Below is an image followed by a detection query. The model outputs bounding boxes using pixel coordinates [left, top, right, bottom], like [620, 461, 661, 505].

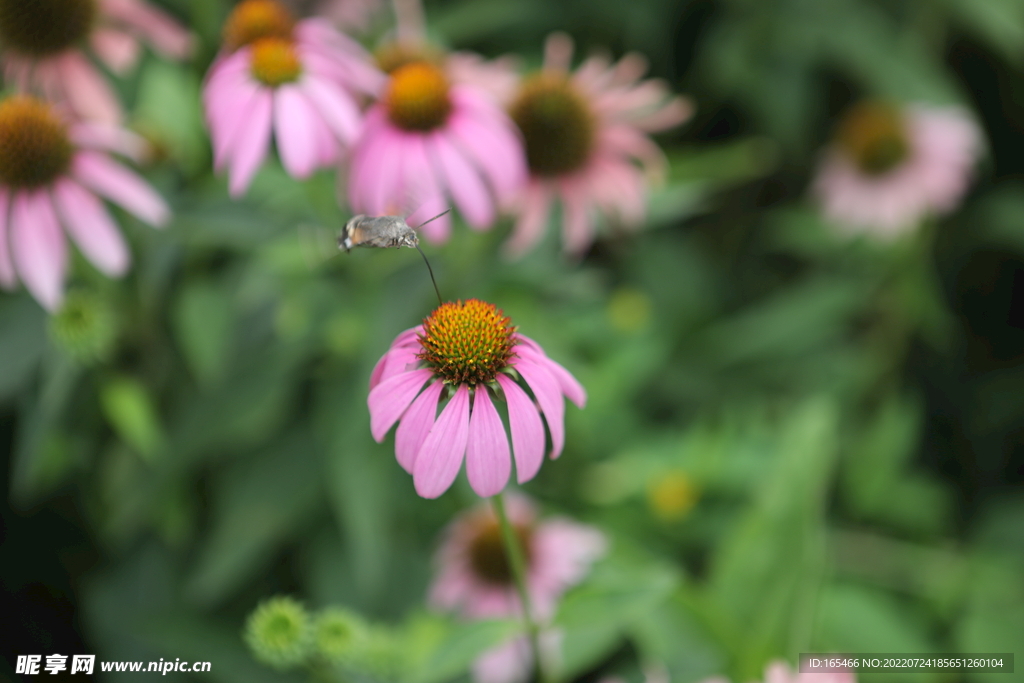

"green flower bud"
[49, 290, 117, 364]
[314, 607, 368, 664]
[244, 596, 312, 670]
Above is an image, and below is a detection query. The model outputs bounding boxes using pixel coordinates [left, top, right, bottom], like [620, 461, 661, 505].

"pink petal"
[0, 190, 15, 288]
[298, 74, 362, 144]
[512, 359, 565, 459]
[395, 379, 444, 473]
[413, 384, 471, 498]
[72, 151, 169, 226]
[505, 181, 551, 258]
[428, 132, 495, 229]
[70, 122, 149, 163]
[55, 51, 123, 124]
[515, 341, 586, 408]
[90, 28, 140, 74]
[447, 92, 526, 201]
[274, 85, 321, 179]
[496, 374, 545, 483]
[10, 191, 67, 310]
[100, 0, 194, 59]
[400, 137, 451, 243]
[465, 388, 511, 497]
[368, 368, 432, 442]
[52, 179, 129, 276]
[559, 180, 594, 255]
[226, 88, 274, 197]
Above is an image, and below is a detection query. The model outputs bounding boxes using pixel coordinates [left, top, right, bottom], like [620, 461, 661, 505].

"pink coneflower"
[0, 95, 169, 310]
[472, 630, 562, 683]
[203, 0, 383, 197]
[506, 33, 693, 257]
[0, 0, 193, 124]
[813, 101, 981, 237]
[367, 299, 585, 499]
[347, 53, 526, 244]
[430, 496, 606, 621]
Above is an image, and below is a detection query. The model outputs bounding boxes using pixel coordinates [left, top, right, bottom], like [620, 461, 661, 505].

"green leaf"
[100, 376, 164, 460]
[0, 294, 46, 401]
[405, 618, 521, 683]
[184, 430, 324, 605]
[173, 280, 234, 387]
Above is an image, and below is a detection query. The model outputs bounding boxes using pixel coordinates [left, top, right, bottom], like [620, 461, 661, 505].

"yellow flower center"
[222, 0, 294, 52]
[417, 299, 517, 386]
[0, 96, 73, 188]
[467, 518, 533, 586]
[0, 0, 96, 57]
[249, 37, 302, 86]
[836, 102, 910, 176]
[385, 61, 452, 132]
[510, 73, 596, 177]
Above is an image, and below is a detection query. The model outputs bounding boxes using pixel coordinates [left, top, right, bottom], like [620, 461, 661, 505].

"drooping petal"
[515, 340, 586, 408]
[70, 122, 149, 162]
[395, 380, 444, 473]
[465, 388, 511, 497]
[10, 191, 67, 310]
[72, 152, 170, 226]
[559, 179, 594, 255]
[513, 359, 565, 458]
[299, 74, 362, 144]
[496, 374, 545, 483]
[100, 0, 194, 59]
[90, 28, 141, 74]
[208, 77, 262, 171]
[505, 181, 551, 258]
[55, 51, 123, 124]
[226, 88, 274, 197]
[0, 190, 15, 288]
[368, 368, 432, 442]
[413, 384, 471, 498]
[447, 107, 525, 203]
[428, 131, 494, 229]
[274, 85, 321, 178]
[52, 179, 129, 276]
[400, 136, 451, 243]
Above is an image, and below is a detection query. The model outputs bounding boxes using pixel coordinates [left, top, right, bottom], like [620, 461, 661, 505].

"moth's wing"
[405, 188, 450, 243]
[353, 216, 408, 247]
[296, 222, 339, 268]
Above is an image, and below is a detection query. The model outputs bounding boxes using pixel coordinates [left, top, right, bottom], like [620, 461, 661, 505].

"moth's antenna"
[412, 208, 452, 231]
[416, 246, 443, 306]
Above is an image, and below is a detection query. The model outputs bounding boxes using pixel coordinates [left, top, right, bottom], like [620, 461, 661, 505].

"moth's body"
[339, 214, 419, 252]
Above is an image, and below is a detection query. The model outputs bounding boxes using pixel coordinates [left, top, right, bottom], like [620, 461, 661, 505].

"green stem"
[492, 493, 551, 683]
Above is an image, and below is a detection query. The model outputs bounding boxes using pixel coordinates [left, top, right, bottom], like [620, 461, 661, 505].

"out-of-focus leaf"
[0, 294, 46, 400]
[405, 618, 520, 683]
[629, 594, 724, 683]
[814, 582, 937, 683]
[101, 376, 164, 460]
[704, 399, 837, 679]
[429, 0, 544, 43]
[134, 60, 206, 172]
[173, 280, 233, 386]
[936, 0, 1024, 66]
[184, 430, 324, 605]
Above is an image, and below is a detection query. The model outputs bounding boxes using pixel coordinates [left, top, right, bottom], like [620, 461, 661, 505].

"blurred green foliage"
[4, 0, 1024, 682]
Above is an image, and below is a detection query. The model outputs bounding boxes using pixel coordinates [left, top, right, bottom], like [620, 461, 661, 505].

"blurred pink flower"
[813, 102, 981, 237]
[203, 0, 383, 197]
[368, 300, 585, 499]
[506, 33, 693, 257]
[315, 0, 384, 31]
[0, 0, 193, 124]
[0, 95, 169, 310]
[347, 57, 526, 244]
[430, 496, 605, 620]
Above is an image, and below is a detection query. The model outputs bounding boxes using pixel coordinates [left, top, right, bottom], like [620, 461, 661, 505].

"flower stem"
[492, 493, 550, 683]
[391, 0, 426, 43]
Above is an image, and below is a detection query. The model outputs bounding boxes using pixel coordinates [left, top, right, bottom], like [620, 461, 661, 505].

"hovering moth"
[338, 209, 451, 253]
